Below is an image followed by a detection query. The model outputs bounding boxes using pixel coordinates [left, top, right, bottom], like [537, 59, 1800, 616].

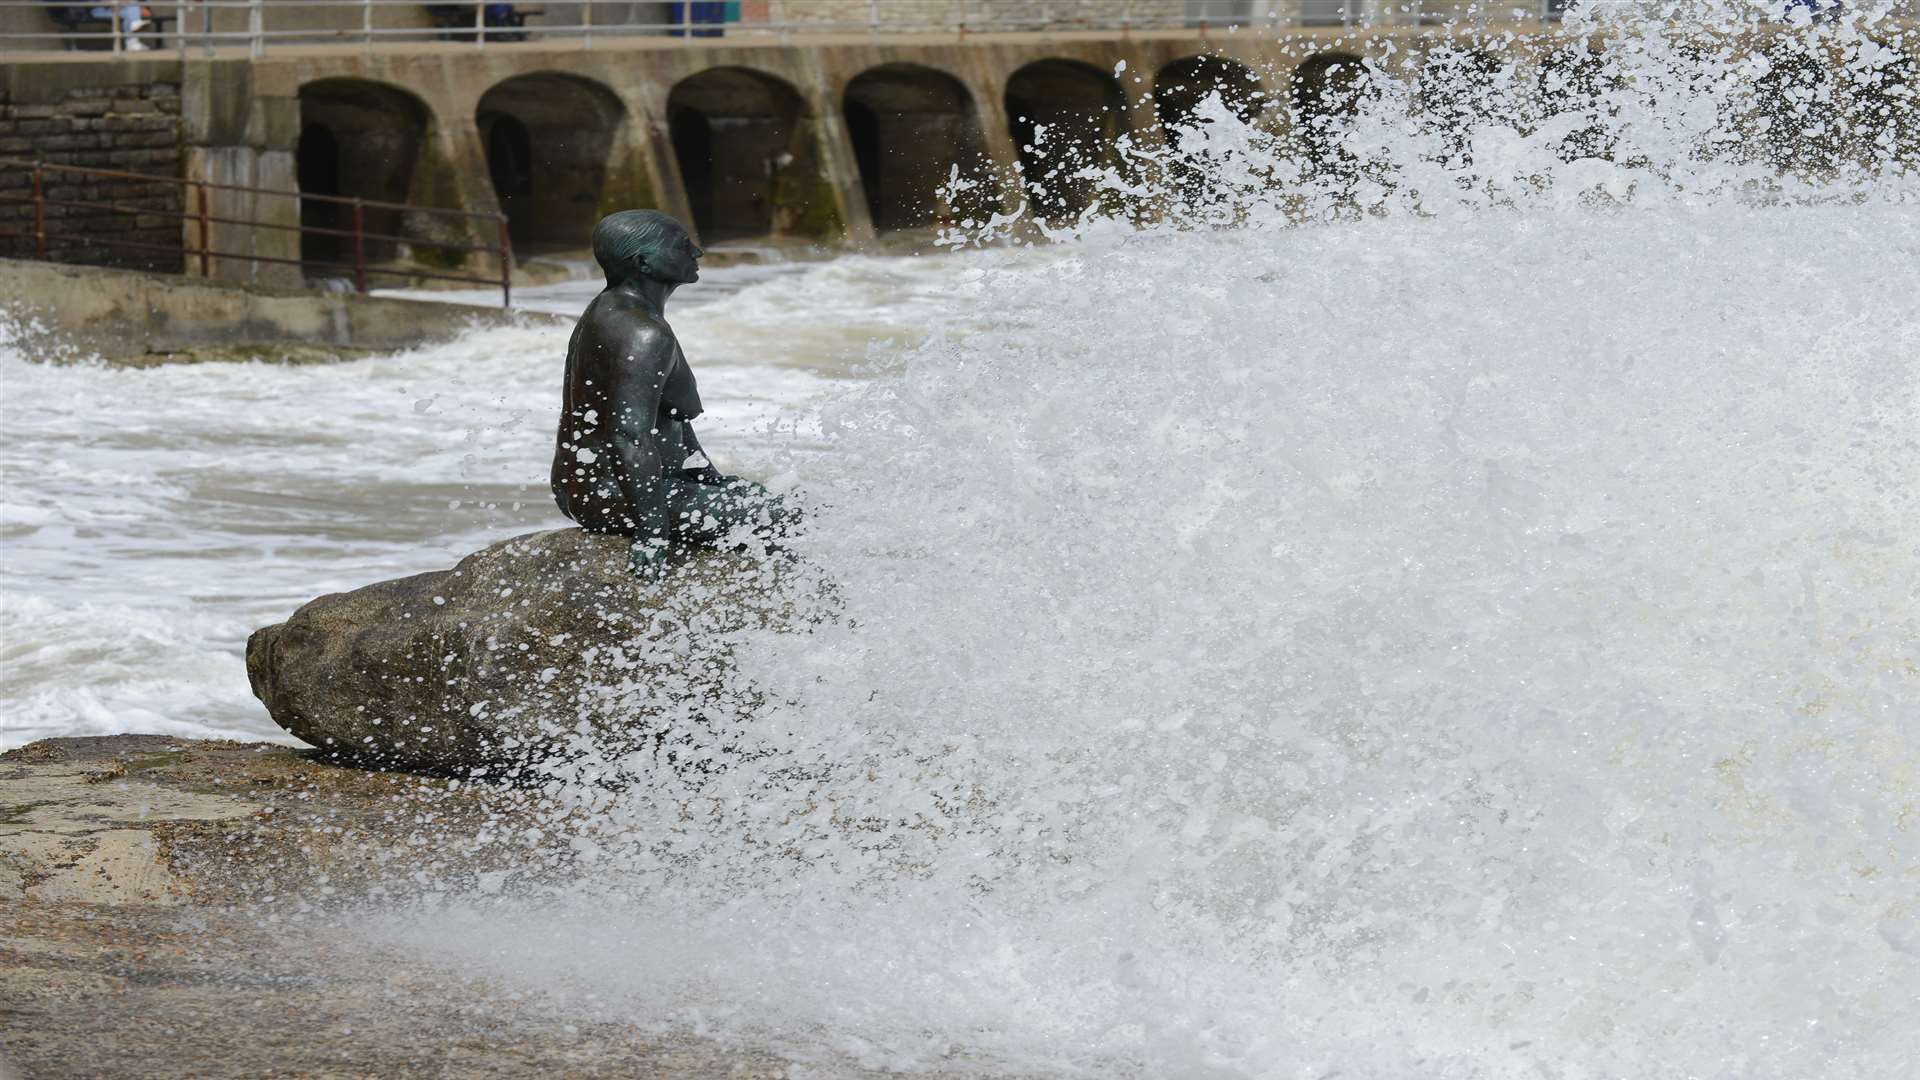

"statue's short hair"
[592, 210, 683, 283]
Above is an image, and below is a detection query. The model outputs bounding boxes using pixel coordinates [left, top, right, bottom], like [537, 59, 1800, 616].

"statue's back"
[550, 296, 630, 533]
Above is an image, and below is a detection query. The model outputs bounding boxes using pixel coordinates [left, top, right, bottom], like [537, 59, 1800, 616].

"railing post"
[195, 181, 211, 277]
[111, 5, 123, 53]
[474, 1, 486, 49]
[363, 0, 373, 53]
[351, 199, 367, 293]
[31, 164, 46, 261]
[583, 0, 593, 50]
[201, 0, 213, 58]
[248, 0, 263, 58]
[497, 214, 512, 309]
[177, 1, 188, 58]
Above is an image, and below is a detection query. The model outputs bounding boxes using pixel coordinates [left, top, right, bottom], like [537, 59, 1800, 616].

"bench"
[44, 6, 174, 51]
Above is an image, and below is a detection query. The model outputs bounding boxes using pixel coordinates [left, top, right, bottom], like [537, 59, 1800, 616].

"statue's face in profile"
[644, 225, 704, 286]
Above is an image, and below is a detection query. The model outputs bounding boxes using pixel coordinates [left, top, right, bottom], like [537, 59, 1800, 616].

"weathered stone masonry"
[0, 71, 183, 271]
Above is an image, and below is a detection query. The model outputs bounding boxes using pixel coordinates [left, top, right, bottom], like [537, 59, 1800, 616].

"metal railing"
[0, 1, 1583, 57]
[0, 158, 513, 306]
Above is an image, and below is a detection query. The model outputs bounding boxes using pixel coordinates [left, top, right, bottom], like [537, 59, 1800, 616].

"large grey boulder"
[245, 529, 792, 773]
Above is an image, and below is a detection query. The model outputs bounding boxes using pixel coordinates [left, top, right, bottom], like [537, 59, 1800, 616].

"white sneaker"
[127, 16, 150, 31]
[125, 37, 151, 51]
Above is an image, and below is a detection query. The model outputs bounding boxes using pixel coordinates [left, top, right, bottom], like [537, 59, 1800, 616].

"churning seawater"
[0, 254, 971, 748]
[7, 5, 1920, 1077]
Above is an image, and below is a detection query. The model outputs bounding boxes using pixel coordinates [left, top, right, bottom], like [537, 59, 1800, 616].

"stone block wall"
[0, 83, 184, 273]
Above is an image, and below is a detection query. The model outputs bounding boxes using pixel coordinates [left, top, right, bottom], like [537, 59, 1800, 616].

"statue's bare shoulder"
[578, 293, 674, 363]
[580, 288, 660, 327]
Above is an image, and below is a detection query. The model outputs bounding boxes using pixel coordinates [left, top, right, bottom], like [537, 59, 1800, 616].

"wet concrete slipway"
[1, 736, 995, 1079]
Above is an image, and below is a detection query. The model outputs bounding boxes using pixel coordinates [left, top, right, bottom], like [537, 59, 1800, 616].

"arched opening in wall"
[1536, 45, 1606, 105]
[1290, 52, 1371, 164]
[1153, 55, 1264, 149]
[668, 67, 833, 243]
[1004, 59, 1128, 221]
[1536, 45, 1615, 163]
[843, 64, 992, 232]
[1413, 49, 1512, 168]
[1291, 53, 1369, 126]
[1743, 37, 1911, 174]
[1752, 45, 1834, 171]
[1154, 55, 1264, 205]
[1849, 48, 1917, 166]
[297, 79, 431, 272]
[477, 72, 625, 253]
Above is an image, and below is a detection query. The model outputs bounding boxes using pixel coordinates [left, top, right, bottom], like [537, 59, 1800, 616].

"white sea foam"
[0, 260, 938, 747]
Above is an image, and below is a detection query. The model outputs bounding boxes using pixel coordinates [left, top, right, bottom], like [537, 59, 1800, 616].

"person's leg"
[116, 4, 152, 49]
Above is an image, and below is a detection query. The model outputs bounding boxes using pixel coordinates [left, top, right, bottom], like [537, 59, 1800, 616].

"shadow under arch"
[297, 78, 434, 272]
[477, 72, 626, 253]
[1153, 54, 1264, 150]
[668, 66, 835, 243]
[842, 63, 992, 232]
[1004, 58, 1129, 221]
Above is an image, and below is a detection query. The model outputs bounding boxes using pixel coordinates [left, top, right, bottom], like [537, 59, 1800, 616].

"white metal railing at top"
[0, 1, 1584, 58]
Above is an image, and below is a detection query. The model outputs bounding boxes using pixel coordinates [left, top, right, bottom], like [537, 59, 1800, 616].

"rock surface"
[246, 528, 791, 772]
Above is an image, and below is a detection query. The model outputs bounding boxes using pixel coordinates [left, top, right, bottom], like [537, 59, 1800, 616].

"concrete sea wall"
[3, 15, 1913, 293]
[0, 256, 557, 361]
[0, 23, 1585, 289]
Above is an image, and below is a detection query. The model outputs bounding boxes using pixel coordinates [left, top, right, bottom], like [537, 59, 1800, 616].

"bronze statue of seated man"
[550, 210, 795, 570]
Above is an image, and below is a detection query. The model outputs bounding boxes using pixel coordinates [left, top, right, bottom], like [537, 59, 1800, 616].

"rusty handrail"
[0, 192, 511, 256]
[8, 157, 505, 220]
[0, 157, 513, 306]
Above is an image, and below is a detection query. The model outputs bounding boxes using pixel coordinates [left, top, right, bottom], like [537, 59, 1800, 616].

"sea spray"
[358, 6, 1920, 1077]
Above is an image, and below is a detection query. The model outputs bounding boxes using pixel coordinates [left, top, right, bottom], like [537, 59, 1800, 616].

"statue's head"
[592, 209, 702, 287]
